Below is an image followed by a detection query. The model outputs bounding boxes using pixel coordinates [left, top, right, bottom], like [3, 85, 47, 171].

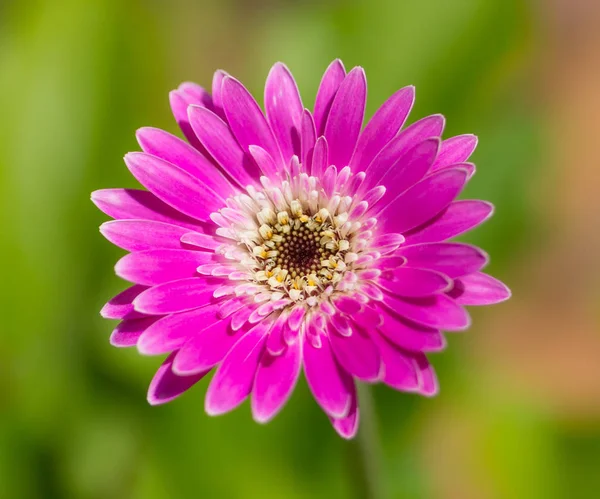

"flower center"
[216, 172, 367, 306]
[251, 205, 351, 300]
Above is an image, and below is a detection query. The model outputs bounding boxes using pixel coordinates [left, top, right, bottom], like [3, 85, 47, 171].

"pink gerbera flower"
[92, 60, 510, 439]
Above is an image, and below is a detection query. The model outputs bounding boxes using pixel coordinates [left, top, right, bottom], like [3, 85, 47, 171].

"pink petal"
[205, 323, 270, 415]
[435, 161, 476, 178]
[301, 109, 316, 173]
[264, 62, 303, 162]
[383, 293, 470, 331]
[101, 284, 148, 320]
[349, 85, 415, 172]
[211, 70, 228, 119]
[374, 138, 440, 207]
[147, 352, 210, 406]
[378, 310, 445, 352]
[169, 82, 214, 153]
[398, 242, 489, 278]
[133, 277, 218, 315]
[448, 272, 511, 305]
[324, 67, 367, 168]
[99, 220, 189, 252]
[180, 232, 223, 251]
[372, 331, 420, 391]
[303, 333, 353, 418]
[378, 267, 451, 297]
[187, 105, 260, 188]
[137, 304, 219, 355]
[414, 353, 438, 396]
[313, 59, 346, 135]
[124, 152, 225, 222]
[221, 76, 284, 169]
[311, 136, 329, 179]
[403, 200, 494, 245]
[351, 305, 383, 329]
[372, 233, 406, 254]
[91, 189, 205, 231]
[173, 317, 244, 374]
[287, 305, 306, 331]
[251, 339, 302, 423]
[379, 167, 469, 234]
[362, 114, 445, 191]
[329, 324, 381, 382]
[333, 295, 362, 315]
[248, 145, 279, 179]
[115, 249, 213, 286]
[110, 316, 160, 347]
[329, 383, 359, 439]
[430, 134, 478, 172]
[136, 127, 235, 197]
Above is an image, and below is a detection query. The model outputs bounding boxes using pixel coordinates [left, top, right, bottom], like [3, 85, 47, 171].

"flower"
[92, 59, 510, 439]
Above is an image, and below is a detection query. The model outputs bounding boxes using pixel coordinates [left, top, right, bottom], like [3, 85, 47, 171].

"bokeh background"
[1, 0, 599, 497]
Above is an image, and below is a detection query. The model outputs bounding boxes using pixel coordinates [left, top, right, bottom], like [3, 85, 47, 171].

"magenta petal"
[301, 109, 317, 173]
[324, 67, 367, 168]
[110, 316, 160, 347]
[333, 295, 362, 314]
[363, 114, 445, 190]
[169, 82, 213, 153]
[136, 127, 235, 197]
[314, 59, 346, 135]
[187, 105, 260, 188]
[372, 331, 419, 391]
[372, 233, 406, 254]
[91, 189, 205, 231]
[303, 333, 353, 418]
[101, 284, 148, 320]
[430, 134, 478, 172]
[173, 317, 243, 374]
[383, 293, 470, 331]
[414, 353, 438, 396]
[379, 167, 469, 234]
[329, 324, 381, 382]
[211, 70, 228, 119]
[375, 138, 440, 207]
[350, 85, 415, 172]
[205, 323, 269, 416]
[398, 242, 489, 278]
[248, 145, 279, 179]
[180, 232, 223, 251]
[404, 200, 494, 245]
[221, 76, 284, 169]
[137, 305, 219, 355]
[265, 62, 303, 162]
[311, 136, 329, 178]
[115, 249, 213, 286]
[351, 305, 383, 329]
[147, 352, 209, 406]
[448, 272, 511, 305]
[329, 383, 359, 439]
[100, 220, 189, 252]
[436, 162, 476, 179]
[133, 277, 218, 315]
[378, 267, 452, 297]
[124, 152, 224, 222]
[251, 339, 302, 423]
[378, 310, 445, 352]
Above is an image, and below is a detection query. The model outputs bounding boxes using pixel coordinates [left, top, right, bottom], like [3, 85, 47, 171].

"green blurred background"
[2, 0, 599, 497]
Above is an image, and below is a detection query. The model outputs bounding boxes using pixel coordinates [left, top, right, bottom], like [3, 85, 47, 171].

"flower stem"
[351, 383, 386, 499]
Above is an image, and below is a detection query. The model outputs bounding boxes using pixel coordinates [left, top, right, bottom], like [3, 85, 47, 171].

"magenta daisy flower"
[93, 60, 510, 439]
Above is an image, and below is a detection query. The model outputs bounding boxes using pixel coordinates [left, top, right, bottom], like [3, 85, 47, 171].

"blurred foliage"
[0, 0, 596, 498]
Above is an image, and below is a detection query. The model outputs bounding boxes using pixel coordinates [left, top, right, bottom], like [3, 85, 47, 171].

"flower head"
[93, 60, 510, 439]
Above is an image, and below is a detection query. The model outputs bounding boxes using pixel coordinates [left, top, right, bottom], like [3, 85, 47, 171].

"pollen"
[247, 198, 351, 302]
